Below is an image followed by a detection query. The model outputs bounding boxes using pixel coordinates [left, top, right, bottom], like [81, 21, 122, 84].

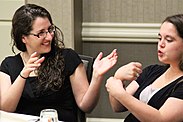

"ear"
[22, 35, 27, 44]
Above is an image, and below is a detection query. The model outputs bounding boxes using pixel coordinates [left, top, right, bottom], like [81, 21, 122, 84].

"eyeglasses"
[29, 25, 56, 39]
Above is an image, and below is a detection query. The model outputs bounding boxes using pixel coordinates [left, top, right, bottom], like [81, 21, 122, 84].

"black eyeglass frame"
[28, 25, 56, 38]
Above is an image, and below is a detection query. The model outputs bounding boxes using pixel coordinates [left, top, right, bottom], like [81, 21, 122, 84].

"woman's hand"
[21, 52, 45, 78]
[114, 62, 142, 81]
[93, 49, 118, 76]
[105, 76, 125, 97]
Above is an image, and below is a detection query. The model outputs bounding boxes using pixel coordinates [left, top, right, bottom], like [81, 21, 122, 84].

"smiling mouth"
[42, 41, 51, 46]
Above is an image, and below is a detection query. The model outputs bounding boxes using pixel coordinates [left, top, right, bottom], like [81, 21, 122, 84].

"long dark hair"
[11, 4, 65, 91]
[163, 14, 183, 71]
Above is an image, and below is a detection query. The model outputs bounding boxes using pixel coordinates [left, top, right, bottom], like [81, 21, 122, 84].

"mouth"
[42, 41, 51, 46]
[158, 50, 163, 56]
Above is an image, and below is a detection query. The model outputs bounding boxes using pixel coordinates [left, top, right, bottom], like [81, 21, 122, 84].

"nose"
[45, 32, 53, 40]
[158, 39, 165, 48]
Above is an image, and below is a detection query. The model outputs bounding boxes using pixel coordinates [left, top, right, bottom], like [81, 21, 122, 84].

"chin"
[41, 48, 51, 54]
[158, 57, 165, 63]
[159, 59, 168, 64]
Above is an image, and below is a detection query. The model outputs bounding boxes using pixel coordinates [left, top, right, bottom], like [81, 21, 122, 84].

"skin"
[0, 17, 118, 113]
[105, 22, 183, 122]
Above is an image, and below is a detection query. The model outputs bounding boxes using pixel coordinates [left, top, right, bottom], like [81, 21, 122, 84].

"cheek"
[171, 48, 183, 60]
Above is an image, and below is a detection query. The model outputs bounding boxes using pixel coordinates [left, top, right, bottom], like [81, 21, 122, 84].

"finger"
[27, 52, 40, 63]
[34, 57, 45, 64]
[95, 52, 103, 61]
[107, 49, 117, 59]
[28, 57, 39, 63]
[132, 62, 142, 74]
[30, 52, 38, 58]
[135, 72, 140, 77]
[134, 62, 142, 68]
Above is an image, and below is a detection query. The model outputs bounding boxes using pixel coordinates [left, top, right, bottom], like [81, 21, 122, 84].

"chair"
[79, 54, 94, 82]
[77, 54, 94, 122]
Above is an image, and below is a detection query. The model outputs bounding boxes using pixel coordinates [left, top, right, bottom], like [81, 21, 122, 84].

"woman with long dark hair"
[0, 4, 118, 121]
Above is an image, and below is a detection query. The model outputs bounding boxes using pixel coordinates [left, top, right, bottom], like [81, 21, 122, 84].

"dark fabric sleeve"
[0, 54, 23, 82]
[170, 81, 183, 99]
[0, 57, 11, 75]
[63, 49, 82, 76]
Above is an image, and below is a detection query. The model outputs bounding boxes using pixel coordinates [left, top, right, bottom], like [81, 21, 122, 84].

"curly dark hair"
[11, 4, 65, 91]
[163, 14, 183, 71]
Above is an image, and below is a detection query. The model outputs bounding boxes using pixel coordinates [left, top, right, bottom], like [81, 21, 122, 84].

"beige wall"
[0, 0, 25, 62]
[83, 0, 183, 23]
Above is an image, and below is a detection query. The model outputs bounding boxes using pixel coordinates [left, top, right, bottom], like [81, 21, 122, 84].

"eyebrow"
[158, 33, 175, 40]
[34, 25, 52, 33]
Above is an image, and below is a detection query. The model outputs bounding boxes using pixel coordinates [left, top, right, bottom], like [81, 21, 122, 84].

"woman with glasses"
[106, 14, 183, 122]
[0, 4, 118, 121]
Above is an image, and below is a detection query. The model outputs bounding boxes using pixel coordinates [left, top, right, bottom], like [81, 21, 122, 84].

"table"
[0, 110, 64, 122]
[0, 110, 40, 122]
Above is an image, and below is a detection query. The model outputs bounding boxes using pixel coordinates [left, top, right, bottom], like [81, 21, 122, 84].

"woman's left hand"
[93, 49, 118, 76]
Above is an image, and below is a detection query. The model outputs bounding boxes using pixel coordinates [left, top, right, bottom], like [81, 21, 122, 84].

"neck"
[165, 66, 183, 80]
[21, 51, 33, 64]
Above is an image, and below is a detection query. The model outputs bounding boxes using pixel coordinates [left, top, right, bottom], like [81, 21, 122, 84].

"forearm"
[114, 69, 124, 81]
[109, 95, 127, 112]
[108, 79, 139, 112]
[1, 76, 26, 112]
[79, 72, 103, 113]
[116, 91, 162, 122]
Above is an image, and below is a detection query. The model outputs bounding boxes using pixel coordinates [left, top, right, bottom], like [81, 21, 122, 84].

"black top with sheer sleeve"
[0, 48, 82, 122]
[125, 64, 183, 122]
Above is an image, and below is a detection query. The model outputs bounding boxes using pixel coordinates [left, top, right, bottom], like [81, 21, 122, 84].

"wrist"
[19, 73, 28, 79]
[114, 74, 125, 81]
[92, 70, 104, 82]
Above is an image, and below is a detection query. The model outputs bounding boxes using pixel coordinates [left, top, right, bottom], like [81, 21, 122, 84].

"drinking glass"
[40, 109, 58, 122]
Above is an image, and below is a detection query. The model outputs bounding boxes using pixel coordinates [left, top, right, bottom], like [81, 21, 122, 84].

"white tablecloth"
[0, 110, 64, 122]
[0, 110, 39, 122]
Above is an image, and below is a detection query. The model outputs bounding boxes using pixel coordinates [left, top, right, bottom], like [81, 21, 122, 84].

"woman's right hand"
[20, 52, 45, 78]
[92, 49, 118, 77]
[114, 62, 142, 81]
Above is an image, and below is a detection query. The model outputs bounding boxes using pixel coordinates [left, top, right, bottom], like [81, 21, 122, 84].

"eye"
[48, 25, 55, 33]
[166, 39, 173, 42]
[38, 31, 45, 37]
[158, 36, 161, 41]
[48, 28, 53, 33]
[165, 37, 173, 42]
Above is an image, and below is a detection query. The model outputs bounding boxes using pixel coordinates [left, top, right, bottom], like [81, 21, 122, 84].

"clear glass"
[40, 109, 58, 122]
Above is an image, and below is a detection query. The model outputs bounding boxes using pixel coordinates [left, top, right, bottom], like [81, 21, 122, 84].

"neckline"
[151, 75, 183, 90]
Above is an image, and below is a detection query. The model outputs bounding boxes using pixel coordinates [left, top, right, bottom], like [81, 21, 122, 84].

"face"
[158, 22, 183, 65]
[22, 17, 54, 55]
